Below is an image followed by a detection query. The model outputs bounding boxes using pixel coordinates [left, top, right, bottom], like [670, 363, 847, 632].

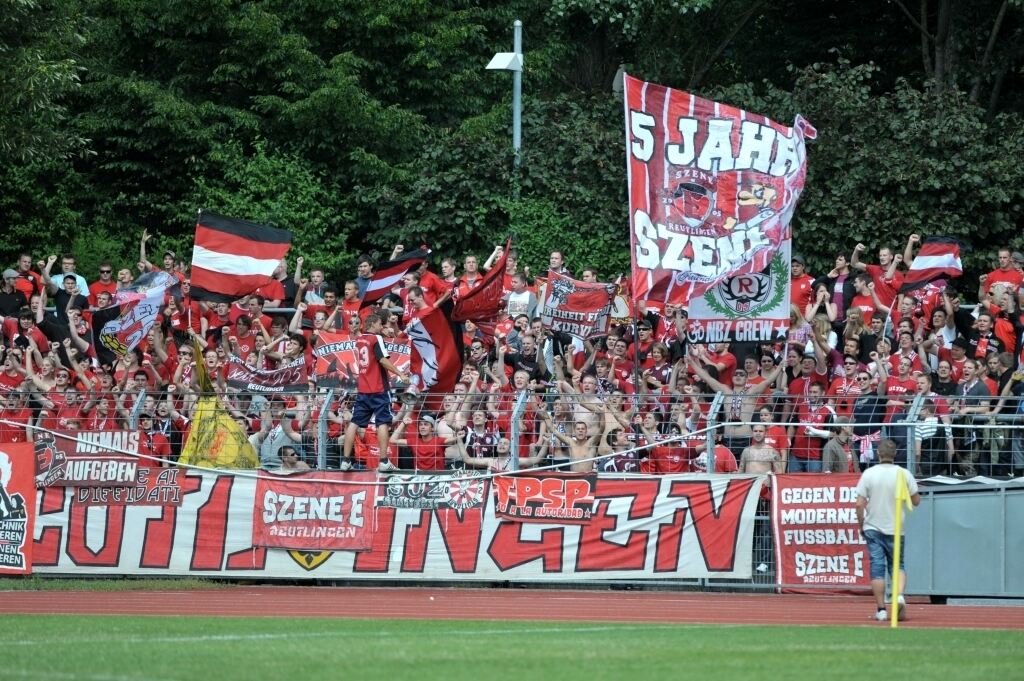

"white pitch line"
[5, 670, 171, 681]
[4, 623, 704, 647]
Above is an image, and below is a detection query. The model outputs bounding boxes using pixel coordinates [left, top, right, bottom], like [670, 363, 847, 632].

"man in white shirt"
[856, 439, 921, 622]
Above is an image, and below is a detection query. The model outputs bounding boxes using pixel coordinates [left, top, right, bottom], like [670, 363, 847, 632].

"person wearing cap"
[40, 254, 88, 299]
[984, 248, 1024, 293]
[790, 253, 815, 312]
[136, 412, 173, 467]
[139, 228, 185, 282]
[0, 269, 27, 317]
[389, 408, 461, 471]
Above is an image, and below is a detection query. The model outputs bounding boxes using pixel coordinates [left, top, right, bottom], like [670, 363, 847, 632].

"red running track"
[1, 587, 1022, 629]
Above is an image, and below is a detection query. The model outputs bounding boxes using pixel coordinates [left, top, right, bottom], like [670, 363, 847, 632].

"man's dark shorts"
[352, 391, 394, 428]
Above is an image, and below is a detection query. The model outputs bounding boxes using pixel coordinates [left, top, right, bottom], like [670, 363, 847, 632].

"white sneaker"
[377, 460, 399, 473]
[897, 596, 906, 621]
[873, 609, 888, 621]
[338, 459, 353, 471]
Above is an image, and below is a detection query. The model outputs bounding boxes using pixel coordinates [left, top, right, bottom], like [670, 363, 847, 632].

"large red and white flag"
[451, 239, 510, 322]
[360, 248, 430, 307]
[899, 236, 964, 293]
[624, 75, 815, 308]
[406, 306, 461, 398]
[540, 272, 616, 339]
[189, 211, 292, 302]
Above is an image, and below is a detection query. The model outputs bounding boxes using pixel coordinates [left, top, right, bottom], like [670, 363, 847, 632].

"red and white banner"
[771, 473, 869, 589]
[360, 248, 430, 307]
[493, 473, 597, 523]
[0, 443, 35, 574]
[540, 273, 616, 340]
[406, 307, 461, 396]
[624, 75, 814, 307]
[253, 472, 376, 551]
[312, 332, 409, 390]
[32, 471, 763, 580]
[34, 431, 144, 488]
[190, 211, 292, 303]
[225, 355, 308, 393]
[684, 240, 792, 344]
[99, 271, 179, 356]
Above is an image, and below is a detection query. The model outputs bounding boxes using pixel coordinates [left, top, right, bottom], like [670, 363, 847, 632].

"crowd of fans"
[0, 232, 1022, 479]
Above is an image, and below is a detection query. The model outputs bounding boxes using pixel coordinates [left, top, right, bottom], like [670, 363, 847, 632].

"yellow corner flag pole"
[890, 470, 914, 629]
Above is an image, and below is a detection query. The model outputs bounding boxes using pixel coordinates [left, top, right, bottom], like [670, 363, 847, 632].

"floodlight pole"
[487, 20, 524, 170]
[512, 20, 522, 170]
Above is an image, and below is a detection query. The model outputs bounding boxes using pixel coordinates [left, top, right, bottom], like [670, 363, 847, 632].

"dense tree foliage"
[1, 0, 1022, 282]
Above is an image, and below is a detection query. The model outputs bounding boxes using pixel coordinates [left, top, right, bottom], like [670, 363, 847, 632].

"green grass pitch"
[4, 615, 1021, 681]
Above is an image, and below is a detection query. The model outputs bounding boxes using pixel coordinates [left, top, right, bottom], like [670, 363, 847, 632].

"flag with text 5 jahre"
[624, 75, 815, 308]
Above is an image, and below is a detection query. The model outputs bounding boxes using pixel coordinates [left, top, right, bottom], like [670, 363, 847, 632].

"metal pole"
[512, 20, 522, 170]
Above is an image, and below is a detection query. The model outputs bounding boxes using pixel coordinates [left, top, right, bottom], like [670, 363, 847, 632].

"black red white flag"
[406, 307, 461, 399]
[360, 248, 431, 308]
[189, 211, 292, 302]
[899, 236, 964, 293]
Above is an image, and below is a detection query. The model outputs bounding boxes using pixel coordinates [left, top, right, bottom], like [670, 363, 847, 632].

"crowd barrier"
[1, 386, 1021, 596]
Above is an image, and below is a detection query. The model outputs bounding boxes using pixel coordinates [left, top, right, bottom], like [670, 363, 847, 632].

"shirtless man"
[689, 348, 784, 460]
[739, 424, 784, 473]
[540, 416, 600, 473]
[556, 367, 605, 437]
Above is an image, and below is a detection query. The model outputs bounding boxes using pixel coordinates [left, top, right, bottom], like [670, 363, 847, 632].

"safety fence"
[2, 384, 1021, 593]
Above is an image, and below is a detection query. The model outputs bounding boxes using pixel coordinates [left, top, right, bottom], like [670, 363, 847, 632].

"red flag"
[407, 307, 461, 397]
[624, 75, 814, 307]
[360, 248, 430, 308]
[900, 237, 964, 293]
[451, 238, 510, 322]
[190, 211, 292, 302]
[540, 272, 617, 339]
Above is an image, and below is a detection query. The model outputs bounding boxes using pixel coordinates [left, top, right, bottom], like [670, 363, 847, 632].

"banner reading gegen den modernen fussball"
[771, 473, 870, 589]
[624, 75, 814, 343]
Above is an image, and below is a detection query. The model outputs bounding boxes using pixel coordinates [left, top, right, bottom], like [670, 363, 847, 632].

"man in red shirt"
[790, 382, 835, 472]
[852, 241, 904, 309]
[790, 254, 815, 312]
[340, 311, 410, 473]
[88, 262, 119, 306]
[848, 274, 877, 320]
[390, 413, 459, 471]
[985, 248, 1024, 293]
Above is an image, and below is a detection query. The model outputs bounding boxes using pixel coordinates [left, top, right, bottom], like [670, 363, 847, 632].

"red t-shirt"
[647, 444, 689, 474]
[865, 264, 904, 309]
[406, 432, 448, 471]
[986, 268, 1023, 292]
[88, 279, 118, 306]
[0, 407, 31, 442]
[884, 376, 918, 422]
[355, 332, 390, 393]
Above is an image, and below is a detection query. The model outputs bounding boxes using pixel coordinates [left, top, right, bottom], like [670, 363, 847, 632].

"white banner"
[32, 471, 764, 580]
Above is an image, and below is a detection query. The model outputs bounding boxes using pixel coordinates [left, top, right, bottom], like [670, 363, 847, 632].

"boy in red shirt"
[340, 311, 410, 472]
